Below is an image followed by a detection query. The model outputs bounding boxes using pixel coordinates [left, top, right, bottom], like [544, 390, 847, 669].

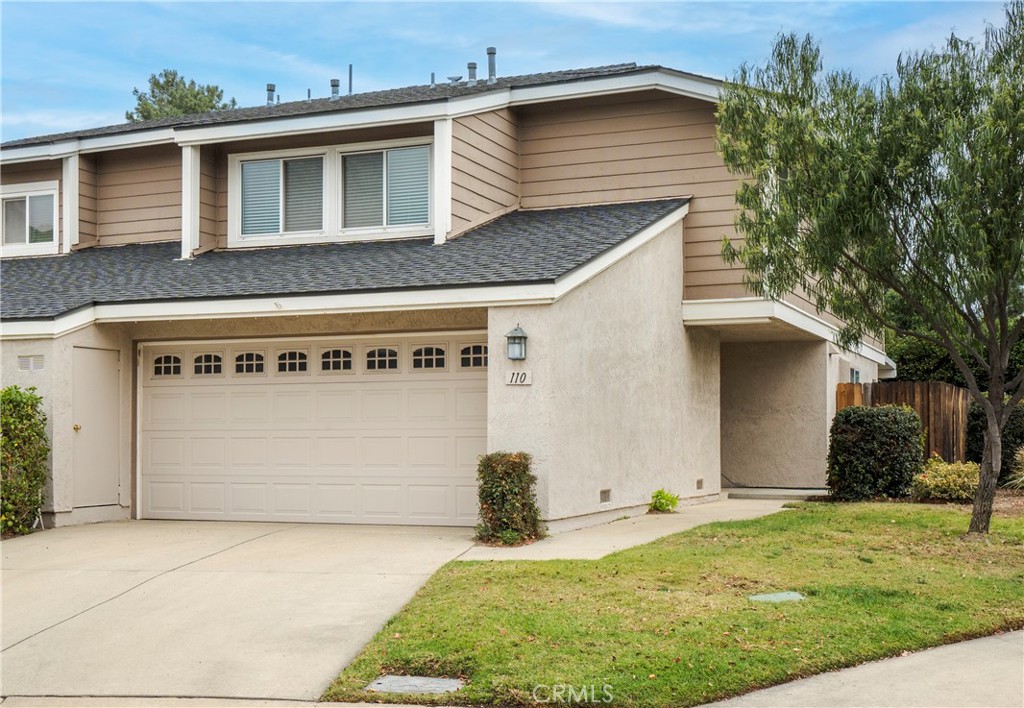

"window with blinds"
[241, 156, 324, 236]
[230, 141, 430, 244]
[343, 145, 429, 229]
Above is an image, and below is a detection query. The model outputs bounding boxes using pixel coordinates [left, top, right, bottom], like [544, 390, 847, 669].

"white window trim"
[1, 180, 60, 258]
[227, 136, 433, 249]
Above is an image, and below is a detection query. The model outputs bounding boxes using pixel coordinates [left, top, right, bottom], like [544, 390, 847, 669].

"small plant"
[1, 386, 50, 536]
[1004, 446, 1024, 490]
[649, 488, 680, 513]
[475, 451, 545, 545]
[910, 455, 980, 502]
[827, 405, 923, 501]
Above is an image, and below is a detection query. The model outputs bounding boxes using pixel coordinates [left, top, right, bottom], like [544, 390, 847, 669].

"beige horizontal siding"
[450, 108, 518, 234]
[1, 159, 64, 250]
[95, 145, 181, 245]
[78, 154, 99, 247]
[199, 145, 217, 252]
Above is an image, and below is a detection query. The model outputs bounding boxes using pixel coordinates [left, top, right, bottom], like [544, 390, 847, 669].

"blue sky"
[0, 1, 1001, 142]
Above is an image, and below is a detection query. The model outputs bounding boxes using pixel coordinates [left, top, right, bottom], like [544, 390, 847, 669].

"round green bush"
[827, 405, 923, 501]
[1, 386, 50, 535]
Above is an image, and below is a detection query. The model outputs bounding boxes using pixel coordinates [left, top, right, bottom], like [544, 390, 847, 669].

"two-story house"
[0, 56, 893, 530]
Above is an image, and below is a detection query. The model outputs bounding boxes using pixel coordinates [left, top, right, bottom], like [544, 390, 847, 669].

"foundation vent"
[17, 355, 44, 372]
[696, 478, 704, 491]
[599, 489, 611, 503]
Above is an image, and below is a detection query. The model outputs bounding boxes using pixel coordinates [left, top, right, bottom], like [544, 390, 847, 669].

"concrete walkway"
[459, 498, 789, 560]
[1, 522, 474, 701]
[701, 630, 1024, 708]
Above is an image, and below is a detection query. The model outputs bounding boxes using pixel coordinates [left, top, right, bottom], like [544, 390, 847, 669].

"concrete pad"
[701, 631, 1024, 708]
[459, 499, 788, 561]
[1, 521, 474, 701]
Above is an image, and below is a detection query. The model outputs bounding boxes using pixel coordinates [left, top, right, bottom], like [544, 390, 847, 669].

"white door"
[73, 347, 121, 507]
[140, 335, 488, 525]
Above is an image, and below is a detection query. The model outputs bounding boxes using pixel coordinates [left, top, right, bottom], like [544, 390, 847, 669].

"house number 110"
[507, 371, 532, 385]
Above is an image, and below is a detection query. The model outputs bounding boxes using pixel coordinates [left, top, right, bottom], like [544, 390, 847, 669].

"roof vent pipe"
[487, 47, 497, 84]
[348, 64, 353, 95]
[330, 79, 340, 99]
[447, 75, 462, 87]
[467, 62, 477, 86]
[430, 72, 436, 88]
[266, 83, 276, 106]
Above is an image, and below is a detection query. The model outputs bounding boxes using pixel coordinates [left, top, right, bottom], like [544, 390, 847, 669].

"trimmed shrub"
[966, 402, 1024, 484]
[476, 452, 545, 544]
[910, 455, 980, 502]
[649, 488, 680, 513]
[1, 386, 50, 535]
[827, 405, 923, 501]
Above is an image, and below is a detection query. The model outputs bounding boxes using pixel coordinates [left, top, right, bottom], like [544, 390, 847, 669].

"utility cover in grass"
[366, 675, 465, 694]
[748, 591, 805, 603]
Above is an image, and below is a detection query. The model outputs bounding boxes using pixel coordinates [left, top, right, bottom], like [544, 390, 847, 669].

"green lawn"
[324, 503, 1024, 707]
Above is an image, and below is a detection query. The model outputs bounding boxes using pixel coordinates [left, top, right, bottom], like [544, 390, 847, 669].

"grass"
[323, 503, 1024, 706]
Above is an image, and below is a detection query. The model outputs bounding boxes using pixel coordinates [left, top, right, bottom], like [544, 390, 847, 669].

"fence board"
[836, 381, 969, 462]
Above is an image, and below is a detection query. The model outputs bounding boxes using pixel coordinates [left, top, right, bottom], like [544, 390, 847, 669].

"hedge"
[966, 402, 1024, 484]
[910, 456, 980, 502]
[476, 451, 545, 545]
[827, 405, 923, 501]
[1, 386, 50, 535]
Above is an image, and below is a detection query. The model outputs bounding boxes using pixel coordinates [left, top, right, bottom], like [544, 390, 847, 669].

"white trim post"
[61, 154, 80, 252]
[181, 144, 201, 259]
[432, 118, 452, 244]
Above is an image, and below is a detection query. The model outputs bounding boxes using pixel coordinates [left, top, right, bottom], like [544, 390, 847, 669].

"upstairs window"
[241, 156, 324, 236]
[229, 140, 430, 246]
[343, 145, 429, 229]
[1, 181, 58, 257]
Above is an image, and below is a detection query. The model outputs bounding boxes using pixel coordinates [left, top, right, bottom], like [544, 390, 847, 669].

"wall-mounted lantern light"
[505, 325, 527, 360]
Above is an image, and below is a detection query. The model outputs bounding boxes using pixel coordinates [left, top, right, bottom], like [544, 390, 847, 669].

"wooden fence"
[836, 381, 971, 462]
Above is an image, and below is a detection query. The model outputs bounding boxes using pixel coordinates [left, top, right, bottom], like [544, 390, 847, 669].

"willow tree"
[717, 3, 1023, 533]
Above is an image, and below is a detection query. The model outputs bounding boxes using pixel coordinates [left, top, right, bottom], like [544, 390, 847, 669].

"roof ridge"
[2, 62, 681, 149]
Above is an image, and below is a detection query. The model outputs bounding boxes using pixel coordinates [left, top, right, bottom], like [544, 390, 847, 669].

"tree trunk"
[968, 412, 1002, 534]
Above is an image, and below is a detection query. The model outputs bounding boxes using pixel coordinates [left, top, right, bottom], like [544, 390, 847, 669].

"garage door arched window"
[460, 344, 488, 368]
[277, 351, 308, 373]
[321, 348, 353, 372]
[154, 355, 182, 376]
[412, 346, 446, 370]
[366, 347, 399, 371]
[235, 352, 265, 374]
[193, 353, 223, 375]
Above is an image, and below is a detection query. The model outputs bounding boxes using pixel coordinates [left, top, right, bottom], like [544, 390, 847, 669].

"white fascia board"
[0, 307, 97, 340]
[551, 202, 690, 299]
[174, 103, 446, 146]
[0, 285, 556, 340]
[1, 129, 177, 165]
[681, 297, 894, 367]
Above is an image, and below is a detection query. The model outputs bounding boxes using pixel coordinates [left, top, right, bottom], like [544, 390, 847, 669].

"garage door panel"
[141, 336, 487, 526]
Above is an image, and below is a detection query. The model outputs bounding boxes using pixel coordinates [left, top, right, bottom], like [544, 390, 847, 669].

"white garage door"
[140, 335, 488, 525]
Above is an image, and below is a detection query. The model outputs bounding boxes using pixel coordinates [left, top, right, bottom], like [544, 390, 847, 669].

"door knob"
[73, 424, 81, 432]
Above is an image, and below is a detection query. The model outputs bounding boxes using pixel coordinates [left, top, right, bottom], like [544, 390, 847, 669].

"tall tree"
[126, 69, 237, 122]
[716, 3, 1023, 533]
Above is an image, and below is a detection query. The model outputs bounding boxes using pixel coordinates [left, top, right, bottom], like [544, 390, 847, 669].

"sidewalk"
[700, 630, 1024, 708]
[458, 498, 789, 560]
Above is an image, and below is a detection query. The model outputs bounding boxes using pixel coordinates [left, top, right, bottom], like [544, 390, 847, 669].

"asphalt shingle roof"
[2, 63, 721, 149]
[0, 198, 689, 320]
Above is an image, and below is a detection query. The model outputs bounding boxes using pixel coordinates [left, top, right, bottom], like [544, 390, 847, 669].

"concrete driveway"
[1, 521, 474, 701]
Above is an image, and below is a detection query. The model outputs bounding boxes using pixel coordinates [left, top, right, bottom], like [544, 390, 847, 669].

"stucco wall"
[488, 221, 721, 525]
[720, 340, 831, 488]
[1, 324, 132, 525]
